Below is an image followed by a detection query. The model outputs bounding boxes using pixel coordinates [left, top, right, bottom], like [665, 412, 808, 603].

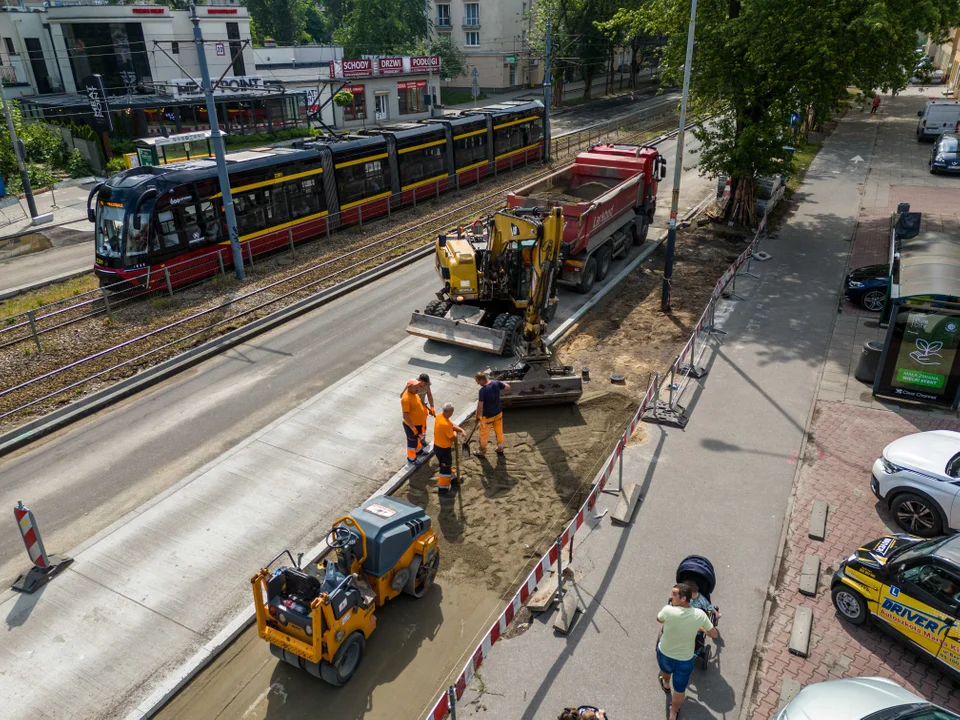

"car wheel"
[832, 584, 869, 626]
[890, 492, 944, 537]
[860, 289, 885, 312]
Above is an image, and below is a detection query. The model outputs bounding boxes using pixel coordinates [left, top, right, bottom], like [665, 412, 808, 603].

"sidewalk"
[748, 91, 960, 717]
[456, 93, 878, 716]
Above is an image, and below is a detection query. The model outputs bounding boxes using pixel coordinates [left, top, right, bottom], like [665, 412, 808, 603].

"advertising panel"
[378, 57, 404, 75]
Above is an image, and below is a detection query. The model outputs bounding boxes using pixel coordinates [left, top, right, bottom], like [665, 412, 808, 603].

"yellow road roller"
[252, 496, 439, 686]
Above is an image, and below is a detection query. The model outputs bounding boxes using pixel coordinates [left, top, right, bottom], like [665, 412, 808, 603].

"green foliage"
[66, 149, 93, 178]
[105, 157, 128, 176]
[110, 139, 137, 156]
[223, 128, 319, 148]
[333, 90, 355, 107]
[332, 0, 428, 58]
[439, 89, 488, 105]
[415, 36, 468, 80]
[245, 0, 312, 44]
[304, 3, 332, 43]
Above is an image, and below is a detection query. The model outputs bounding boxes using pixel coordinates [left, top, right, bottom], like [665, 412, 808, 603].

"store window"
[398, 80, 427, 115]
[464, 31, 480, 47]
[342, 84, 366, 121]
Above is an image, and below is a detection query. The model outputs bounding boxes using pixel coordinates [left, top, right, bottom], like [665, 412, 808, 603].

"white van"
[917, 100, 960, 140]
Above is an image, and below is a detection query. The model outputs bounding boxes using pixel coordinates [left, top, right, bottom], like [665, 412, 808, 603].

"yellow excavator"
[252, 496, 439, 686]
[407, 207, 582, 406]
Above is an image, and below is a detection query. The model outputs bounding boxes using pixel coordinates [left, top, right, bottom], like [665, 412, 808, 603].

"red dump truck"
[505, 144, 667, 293]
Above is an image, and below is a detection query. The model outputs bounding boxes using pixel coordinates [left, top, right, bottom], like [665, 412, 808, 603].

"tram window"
[182, 205, 204, 246]
[95, 203, 124, 259]
[199, 201, 222, 242]
[264, 187, 288, 224]
[337, 159, 388, 205]
[400, 147, 444, 188]
[158, 210, 181, 249]
[285, 179, 319, 219]
[495, 125, 523, 154]
[233, 191, 263, 236]
[455, 134, 487, 168]
[529, 119, 543, 143]
[125, 212, 150, 258]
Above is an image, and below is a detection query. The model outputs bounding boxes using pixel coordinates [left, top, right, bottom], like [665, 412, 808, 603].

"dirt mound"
[401, 391, 636, 596]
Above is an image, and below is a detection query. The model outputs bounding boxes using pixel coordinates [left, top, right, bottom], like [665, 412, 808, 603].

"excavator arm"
[521, 207, 564, 356]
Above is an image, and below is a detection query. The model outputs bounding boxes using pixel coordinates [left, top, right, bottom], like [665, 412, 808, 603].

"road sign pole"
[543, 13, 552, 161]
[190, 3, 244, 281]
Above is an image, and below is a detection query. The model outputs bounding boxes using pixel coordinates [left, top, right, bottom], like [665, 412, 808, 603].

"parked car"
[872, 430, 960, 536]
[917, 100, 960, 141]
[931, 133, 960, 174]
[844, 264, 889, 311]
[832, 533, 960, 678]
[775, 676, 960, 719]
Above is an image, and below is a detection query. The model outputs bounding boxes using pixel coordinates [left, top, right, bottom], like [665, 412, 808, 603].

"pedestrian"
[871, 95, 881, 115]
[473, 371, 510, 457]
[434, 402, 466, 496]
[401, 379, 428, 464]
[656, 582, 719, 720]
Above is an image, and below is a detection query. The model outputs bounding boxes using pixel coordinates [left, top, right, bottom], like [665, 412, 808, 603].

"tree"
[333, 0, 429, 58]
[647, 0, 960, 225]
[304, 3, 332, 44]
[418, 36, 469, 80]
[245, 0, 311, 44]
[595, 1, 661, 90]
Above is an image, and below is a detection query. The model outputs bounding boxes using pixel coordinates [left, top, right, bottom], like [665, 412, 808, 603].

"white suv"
[871, 430, 960, 537]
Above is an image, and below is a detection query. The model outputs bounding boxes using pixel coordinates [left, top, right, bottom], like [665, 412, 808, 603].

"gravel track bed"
[0, 115, 680, 435]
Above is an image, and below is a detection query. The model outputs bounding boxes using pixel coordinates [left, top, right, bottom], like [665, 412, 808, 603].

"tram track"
[0, 103, 689, 436]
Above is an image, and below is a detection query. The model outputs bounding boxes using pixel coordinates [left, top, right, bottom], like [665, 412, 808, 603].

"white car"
[872, 430, 960, 537]
[775, 677, 959, 719]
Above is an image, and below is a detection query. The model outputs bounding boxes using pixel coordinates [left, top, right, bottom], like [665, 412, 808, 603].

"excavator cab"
[252, 496, 439, 686]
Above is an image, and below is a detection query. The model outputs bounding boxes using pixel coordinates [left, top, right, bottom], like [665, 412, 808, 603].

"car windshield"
[940, 137, 959, 153]
[95, 203, 125, 259]
[891, 535, 954, 563]
[948, 452, 960, 478]
[872, 703, 960, 720]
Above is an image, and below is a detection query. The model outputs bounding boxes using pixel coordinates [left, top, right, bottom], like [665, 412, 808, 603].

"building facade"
[430, 0, 542, 92]
[928, 29, 960, 98]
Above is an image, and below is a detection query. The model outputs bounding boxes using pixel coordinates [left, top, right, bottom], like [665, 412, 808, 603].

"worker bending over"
[434, 402, 466, 495]
[474, 371, 511, 457]
[402, 379, 428, 463]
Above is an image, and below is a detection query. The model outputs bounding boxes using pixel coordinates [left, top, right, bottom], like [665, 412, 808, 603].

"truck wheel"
[499, 315, 524, 356]
[636, 216, 650, 244]
[424, 300, 451, 317]
[596, 245, 613, 280]
[404, 552, 440, 597]
[576, 257, 598, 294]
[320, 632, 365, 686]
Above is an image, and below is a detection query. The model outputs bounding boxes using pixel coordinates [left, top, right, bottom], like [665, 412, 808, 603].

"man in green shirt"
[657, 582, 719, 720]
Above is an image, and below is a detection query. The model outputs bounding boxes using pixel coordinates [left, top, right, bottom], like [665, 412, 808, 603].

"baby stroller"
[676, 555, 719, 669]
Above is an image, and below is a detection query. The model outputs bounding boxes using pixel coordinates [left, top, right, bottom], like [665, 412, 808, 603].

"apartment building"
[431, 0, 542, 92]
[927, 29, 960, 98]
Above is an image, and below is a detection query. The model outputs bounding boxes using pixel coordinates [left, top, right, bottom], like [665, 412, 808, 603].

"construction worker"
[401, 379, 428, 464]
[474, 371, 511, 457]
[434, 402, 466, 495]
[401, 375, 435, 446]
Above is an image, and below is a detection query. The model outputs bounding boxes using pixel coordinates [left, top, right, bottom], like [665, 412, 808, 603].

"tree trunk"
[729, 176, 756, 227]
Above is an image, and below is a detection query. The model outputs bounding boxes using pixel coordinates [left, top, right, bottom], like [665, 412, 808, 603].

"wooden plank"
[799, 555, 820, 598]
[778, 678, 802, 709]
[551, 582, 580, 634]
[526, 570, 559, 613]
[788, 606, 813, 658]
[611, 481, 641, 526]
[808, 499, 828, 541]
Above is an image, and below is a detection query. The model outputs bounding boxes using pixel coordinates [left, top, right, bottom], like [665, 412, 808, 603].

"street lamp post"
[660, 0, 697, 312]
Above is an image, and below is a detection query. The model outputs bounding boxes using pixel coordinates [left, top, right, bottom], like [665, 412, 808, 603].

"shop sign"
[397, 80, 427, 90]
[207, 7, 238, 13]
[875, 305, 960, 408]
[170, 76, 265, 97]
[343, 84, 366, 95]
[340, 59, 373, 77]
[410, 56, 441, 72]
[82, 74, 113, 132]
[378, 57, 404, 75]
[132, 7, 165, 13]
[505, 55, 517, 64]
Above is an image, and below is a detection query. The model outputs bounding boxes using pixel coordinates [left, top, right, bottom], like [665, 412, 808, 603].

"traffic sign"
[216, 42, 225, 57]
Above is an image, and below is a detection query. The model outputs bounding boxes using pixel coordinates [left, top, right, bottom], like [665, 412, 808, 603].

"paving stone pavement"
[749, 89, 960, 718]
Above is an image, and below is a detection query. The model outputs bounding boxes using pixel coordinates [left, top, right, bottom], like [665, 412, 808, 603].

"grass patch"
[0, 274, 99, 320]
[150, 296, 180, 311]
[786, 141, 821, 194]
[441, 89, 488, 105]
[211, 273, 240, 291]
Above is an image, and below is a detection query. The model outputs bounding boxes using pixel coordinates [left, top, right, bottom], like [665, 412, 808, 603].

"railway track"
[0, 102, 689, 434]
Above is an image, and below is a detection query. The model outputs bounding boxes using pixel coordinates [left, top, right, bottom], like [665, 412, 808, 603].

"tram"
[90, 100, 545, 290]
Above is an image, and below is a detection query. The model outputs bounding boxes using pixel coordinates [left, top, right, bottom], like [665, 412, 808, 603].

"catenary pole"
[543, 11, 552, 160]
[190, 3, 244, 281]
[0, 78, 42, 221]
[660, 0, 696, 312]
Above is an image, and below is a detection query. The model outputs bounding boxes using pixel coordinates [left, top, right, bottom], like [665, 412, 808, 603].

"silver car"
[775, 677, 959, 719]
[872, 430, 960, 537]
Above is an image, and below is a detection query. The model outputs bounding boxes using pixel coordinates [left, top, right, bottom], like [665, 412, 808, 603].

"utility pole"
[190, 3, 244, 281]
[1, 78, 49, 224]
[660, 0, 696, 312]
[543, 11, 552, 161]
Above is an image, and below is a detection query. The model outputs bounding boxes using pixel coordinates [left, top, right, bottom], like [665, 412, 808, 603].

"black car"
[931, 133, 960, 174]
[844, 263, 889, 312]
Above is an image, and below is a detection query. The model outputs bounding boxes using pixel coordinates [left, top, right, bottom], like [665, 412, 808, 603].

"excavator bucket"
[406, 312, 509, 355]
[491, 360, 583, 408]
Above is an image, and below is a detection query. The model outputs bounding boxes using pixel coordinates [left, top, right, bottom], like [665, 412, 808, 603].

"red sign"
[398, 80, 427, 90]
[341, 59, 373, 77]
[207, 7, 238, 13]
[378, 57, 404, 75]
[132, 7, 165, 13]
[410, 56, 441, 73]
[344, 85, 365, 94]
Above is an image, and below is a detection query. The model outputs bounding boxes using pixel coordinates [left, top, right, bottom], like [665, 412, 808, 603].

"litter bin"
[855, 341, 884, 384]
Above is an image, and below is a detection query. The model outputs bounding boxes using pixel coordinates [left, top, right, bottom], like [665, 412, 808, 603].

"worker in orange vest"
[434, 402, 466, 495]
[402, 379, 428, 464]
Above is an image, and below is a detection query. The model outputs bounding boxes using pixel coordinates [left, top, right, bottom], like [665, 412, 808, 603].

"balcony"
[436, 17, 451, 27]
[462, 19, 480, 28]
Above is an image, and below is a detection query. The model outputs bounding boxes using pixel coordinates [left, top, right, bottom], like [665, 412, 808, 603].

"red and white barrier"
[14, 500, 48, 569]
[424, 378, 659, 720]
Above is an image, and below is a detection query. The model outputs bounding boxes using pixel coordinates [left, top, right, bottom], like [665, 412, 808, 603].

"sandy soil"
[402, 392, 637, 598]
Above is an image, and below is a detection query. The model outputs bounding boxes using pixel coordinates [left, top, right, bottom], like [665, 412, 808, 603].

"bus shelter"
[133, 130, 228, 167]
[874, 211, 960, 409]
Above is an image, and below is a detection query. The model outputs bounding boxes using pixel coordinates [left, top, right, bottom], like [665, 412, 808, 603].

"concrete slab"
[799, 554, 821, 597]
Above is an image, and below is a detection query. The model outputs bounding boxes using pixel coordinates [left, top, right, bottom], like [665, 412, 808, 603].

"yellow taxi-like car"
[832, 533, 960, 673]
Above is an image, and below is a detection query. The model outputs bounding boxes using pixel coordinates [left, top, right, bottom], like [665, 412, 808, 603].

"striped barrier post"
[11, 500, 72, 593]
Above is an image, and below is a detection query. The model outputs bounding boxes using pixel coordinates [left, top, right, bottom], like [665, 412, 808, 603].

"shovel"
[460, 422, 479, 458]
